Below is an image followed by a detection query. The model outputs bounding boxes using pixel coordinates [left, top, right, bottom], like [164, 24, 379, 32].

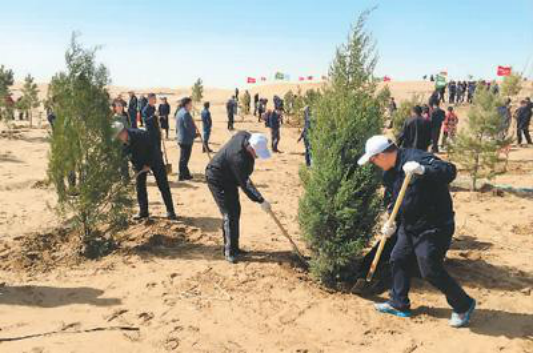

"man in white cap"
[205, 131, 272, 263]
[358, 135, 475, 328]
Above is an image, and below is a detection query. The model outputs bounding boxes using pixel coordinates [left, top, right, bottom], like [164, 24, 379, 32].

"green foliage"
[47, 34, 133, 257]
[0, 65, 15, 121]
[500, 72, 522, 98]
[298, 10, 383, 286]
[17, 74, 40, 125]
[449, 84, 512, 190]
[391, 94, 424, 136]
[241, 90, 251, 114]
[283, 89, 295, 116]
[191, 78, 204, 103]
[292, 87, 322, 126]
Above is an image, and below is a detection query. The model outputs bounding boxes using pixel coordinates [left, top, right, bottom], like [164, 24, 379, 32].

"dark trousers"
[136, 158, 175, 215]
[431, 127, 442, 153]
[128, 110, 137, 128]
[271, 128, 280, 152]
[517, 124, 532, 145]
[178, 143, 193, 179]
[203, 130, 211, 151]
[206, 168, 241, 257]
[389, 221, 473, 313]
[227, 115, 234, 130]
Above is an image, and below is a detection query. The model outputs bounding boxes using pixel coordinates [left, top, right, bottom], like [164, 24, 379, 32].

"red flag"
[383, 76, 391, 82]
[299, 76, 305, 81]
[497, 66, 511, 76]
[247, 77, 256, 84]
[260, 76, 267, 81]
[307, 76, 314, 81]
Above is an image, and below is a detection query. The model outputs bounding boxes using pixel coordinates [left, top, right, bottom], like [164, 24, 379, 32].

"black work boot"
[166, 211, 178, 221]
[133, 212, 149, 220]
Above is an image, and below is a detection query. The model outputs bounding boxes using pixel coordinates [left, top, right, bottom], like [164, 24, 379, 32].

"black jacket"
[142, 104, 161, 146]
[123, 128, 161, 171]
[397, 116, 432, 151]
[383, 148, 456, 232]
[430, 108, 445, 130]
[158, 103, 170, 117]
[207, 131, 264, 203]
[128, 95, 138, 113]
[517, 106, 532, 129]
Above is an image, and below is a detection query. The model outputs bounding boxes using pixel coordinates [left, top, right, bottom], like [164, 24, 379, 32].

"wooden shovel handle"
[366, 172, 413, 282]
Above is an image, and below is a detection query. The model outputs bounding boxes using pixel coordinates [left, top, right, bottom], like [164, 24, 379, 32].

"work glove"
[381, 221, 397, 239]
[403, 161, 425, 175]
[260, 200, 272, 213]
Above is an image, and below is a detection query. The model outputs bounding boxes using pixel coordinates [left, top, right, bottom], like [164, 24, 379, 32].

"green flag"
[435, 74, 447, 89]
[274, 72, 285, 80]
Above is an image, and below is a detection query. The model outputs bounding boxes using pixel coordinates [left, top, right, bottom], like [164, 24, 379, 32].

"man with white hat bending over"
[358, 135, 475, 328]
[205, 131, 272, 263]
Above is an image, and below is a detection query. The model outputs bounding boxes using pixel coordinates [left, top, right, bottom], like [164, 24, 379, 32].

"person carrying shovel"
[205, 131, 272, 264]
[357, 135, 475, 328]
[112, 121, 177, 221]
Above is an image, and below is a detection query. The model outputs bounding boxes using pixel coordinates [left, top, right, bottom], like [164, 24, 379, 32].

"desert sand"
[0, 81, 532, 352]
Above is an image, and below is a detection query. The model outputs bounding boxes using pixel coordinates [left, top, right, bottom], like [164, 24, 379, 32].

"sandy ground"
[0, 82, 532, 353]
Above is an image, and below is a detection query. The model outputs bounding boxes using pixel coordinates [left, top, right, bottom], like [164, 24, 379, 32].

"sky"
[1, 0, 532, 89]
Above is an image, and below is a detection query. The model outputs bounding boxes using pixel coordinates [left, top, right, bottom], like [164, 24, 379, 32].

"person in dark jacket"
[201, 101, 213, 153]
[158, 97, 171, 140]
[142, 93, 161, 148]
[113, 122, 177, 220]
[515, 100, 533, 145]
[138, 94, 148, 127]
[397, 106, 432, 151]
[205, 131, 272, 263]
[430, 102, 445, 153]
[176, 97, 199, 181]
[128, 92, 138, 128]
[257, 98, 267, 123]
[448, 81, 456, 104]
[267, 108, 283, 153]
[226, 97, 236, 130]
[253, 93, 260, 117]
[428, 90, 440, 108]
[358, 135, 475, 327]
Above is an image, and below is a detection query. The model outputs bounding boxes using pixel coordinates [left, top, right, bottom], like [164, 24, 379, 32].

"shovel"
[161, 139, 173, 175]
[352, 172, 413, 293]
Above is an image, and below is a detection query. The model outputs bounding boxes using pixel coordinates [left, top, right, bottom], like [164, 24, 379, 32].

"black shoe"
[166, 212, 178, 221]
[236, 248, 249, 255]
[133, 212, 149, 220]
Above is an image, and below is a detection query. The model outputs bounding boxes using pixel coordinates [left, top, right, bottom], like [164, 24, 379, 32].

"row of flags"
[246, 72, 328, 84]
[245, 66, 513, 84]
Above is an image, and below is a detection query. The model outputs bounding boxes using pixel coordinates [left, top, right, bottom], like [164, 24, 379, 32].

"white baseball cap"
[249, 133, 272, 159]
[357, 135, 393, 165]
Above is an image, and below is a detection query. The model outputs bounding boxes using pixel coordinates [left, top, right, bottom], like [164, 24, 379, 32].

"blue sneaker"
[374, 302, 412, 318]
[449, 299, 476, 328]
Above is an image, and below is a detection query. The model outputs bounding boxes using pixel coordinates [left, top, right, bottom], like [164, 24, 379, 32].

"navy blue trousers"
[389, 221, 473, 313]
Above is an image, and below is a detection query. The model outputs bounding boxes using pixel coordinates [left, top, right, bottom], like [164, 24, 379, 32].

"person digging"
[112, 121, 177, 221]
[358, 135, 476, 328]
[205, 132, 272, 264]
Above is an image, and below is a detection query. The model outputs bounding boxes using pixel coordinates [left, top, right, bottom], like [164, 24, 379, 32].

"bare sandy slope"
[0, 82, 532, 353]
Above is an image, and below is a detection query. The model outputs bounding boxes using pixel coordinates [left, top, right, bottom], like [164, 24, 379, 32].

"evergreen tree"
[47, 34, 133, 257]
[449, 84, 512, 190]
[500, 72, 522, 98]
[241, 90, 251, 115]
[298, 10, 384, 286]
[18, 74, 40, 126]
[283, 89, 296, 116]
[0, 65, 15, 121]
[191, 78, 204, 104]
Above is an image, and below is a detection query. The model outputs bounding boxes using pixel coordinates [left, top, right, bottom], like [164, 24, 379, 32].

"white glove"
[403, 161, 425, 175]
[381, 221, 397, 238]
[260, 200, 272, 213]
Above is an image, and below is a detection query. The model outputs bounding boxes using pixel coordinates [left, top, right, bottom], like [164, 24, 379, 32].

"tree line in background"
[0, 65, 40, 126]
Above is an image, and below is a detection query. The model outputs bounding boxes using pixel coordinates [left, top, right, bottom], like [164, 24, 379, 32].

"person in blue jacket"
[201, 101, 213, 153]
[358, 135, 476, 328]
[267, 108, 283, 153]
[176, 97, 199, 181]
